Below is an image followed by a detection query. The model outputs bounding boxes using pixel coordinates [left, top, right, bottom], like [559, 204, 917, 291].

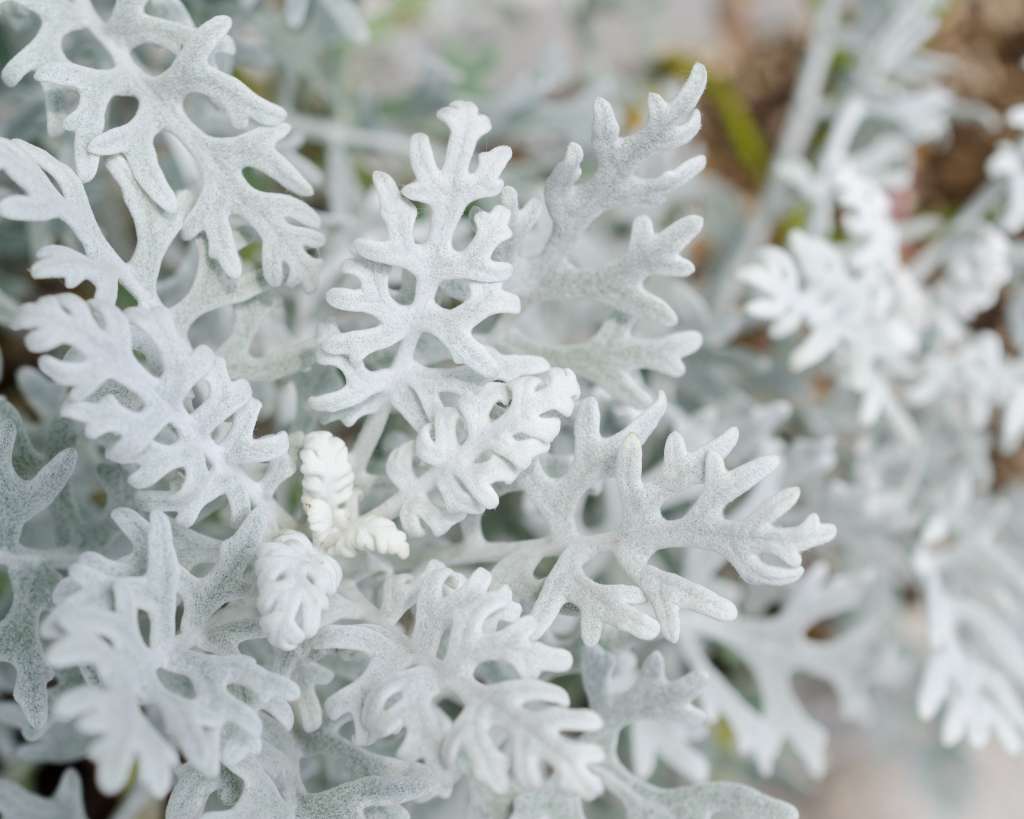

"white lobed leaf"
[915, 503, 1024, 754]
[0, 769, 89, 819]
[386, 368, 580, 537]
[503, 65, 709, 406]
[0, 0, 322, 285]
[300, 429, 355, 549]
[677, 563, 880, 777]
[256, 530, 342, 652]
[480, 395, 836, 645]
[0, 413, 77, 731]
[577, 647, 798, 819]
[337, 515, 410, 560]
[44, 510, 299, 796]
[15, 294, 291, 526]
[313, 561, 604, 798]
[312, 101, 546, 427]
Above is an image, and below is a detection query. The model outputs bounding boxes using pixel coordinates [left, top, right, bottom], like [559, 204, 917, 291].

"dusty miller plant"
[0, 0, 1020, 817]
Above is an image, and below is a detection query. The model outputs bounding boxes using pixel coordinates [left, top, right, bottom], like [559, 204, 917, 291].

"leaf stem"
[713, 0, 844, 318]
[350, 405, 391, 475]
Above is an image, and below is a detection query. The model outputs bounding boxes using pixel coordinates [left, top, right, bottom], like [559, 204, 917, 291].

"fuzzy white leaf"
[257, 530, 342, 652]
[44, 510, 298, 796]
[312, 101, 546, 426]
[15, 295, 291, 526]
[386, 368, 579, 537]
[314, 562, 604, 798]
[1, 0, 321, 285]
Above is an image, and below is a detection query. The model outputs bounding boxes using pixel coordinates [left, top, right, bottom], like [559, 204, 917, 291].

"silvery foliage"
[0, 0, 1018, 816]
[731, 0, 1024, 766]
[0, 0, 323, 286]
[914, 497, 1024, 753]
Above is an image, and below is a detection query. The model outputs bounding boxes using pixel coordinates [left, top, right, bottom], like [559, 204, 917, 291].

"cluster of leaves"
[732, 0, 1024, 760]
[0, 0, 1020, 817]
